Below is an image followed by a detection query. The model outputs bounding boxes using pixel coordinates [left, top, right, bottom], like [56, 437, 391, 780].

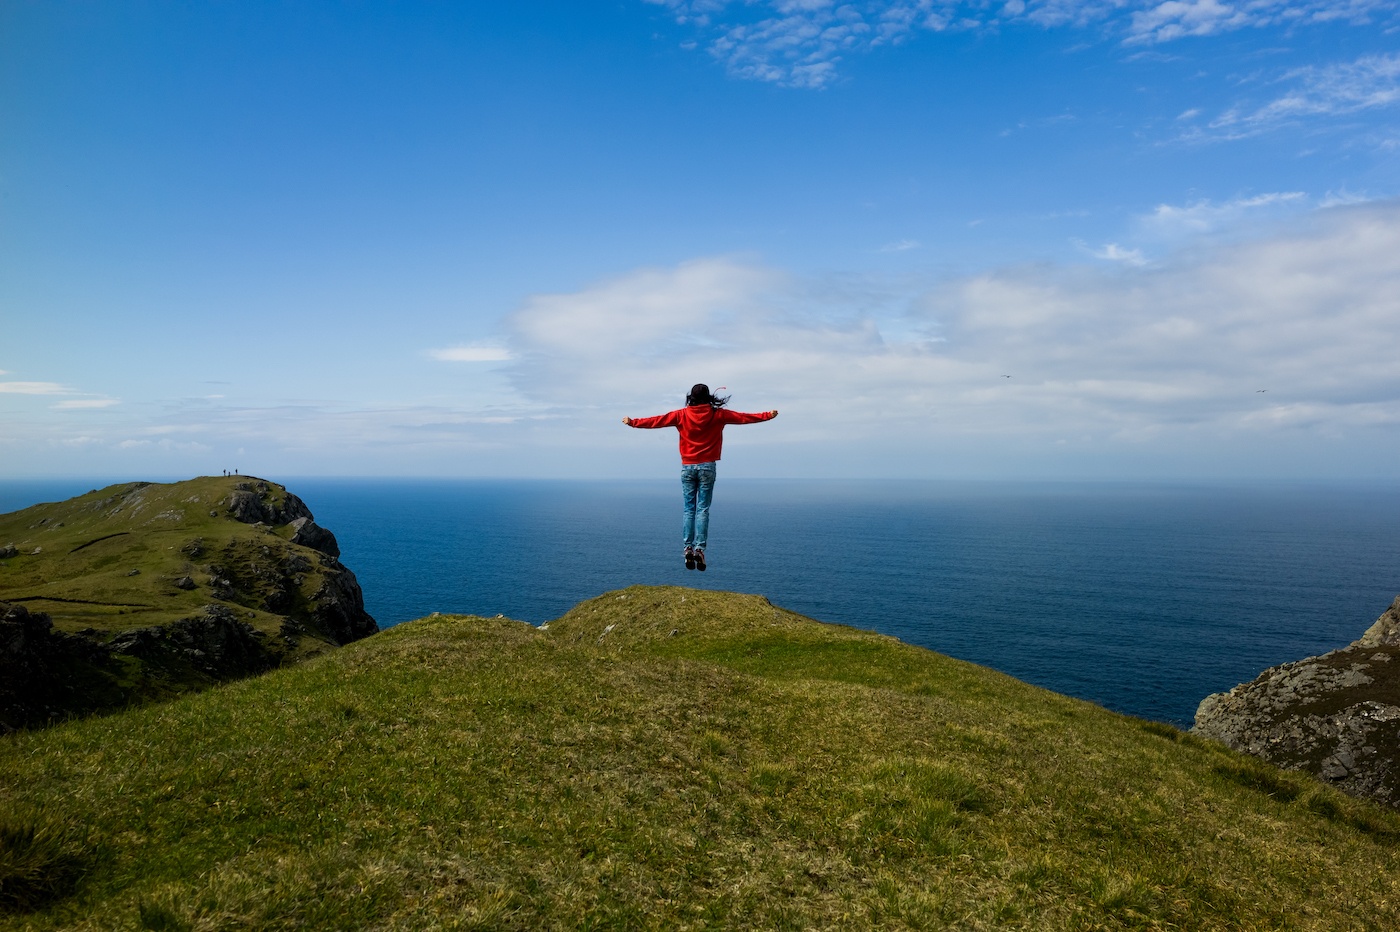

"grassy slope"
[0, 476, 322, 638]
[4, 586, 1399, 930]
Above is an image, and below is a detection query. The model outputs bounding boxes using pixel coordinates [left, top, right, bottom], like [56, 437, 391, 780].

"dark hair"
[686, 383, 730, 408]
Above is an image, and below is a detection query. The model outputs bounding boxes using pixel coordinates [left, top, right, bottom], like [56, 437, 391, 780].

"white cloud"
[1179, 53, 1400, 141]
[1238, 53, 1400, 125]
[1126, 0, 1252, 44]
[507, 256, 783, 359]
[1142, 191, 1307, 237]
[52, 398, 120, 409]
[880, 238, 921, 251]
[428, 344, 514, 362]
[0, 381, 69, 394]
[1091, 243, 1148, 265]
[112, 438, 211, 453]
[1024, 0, 1133, 29]
[1319, 189, 1374, 208]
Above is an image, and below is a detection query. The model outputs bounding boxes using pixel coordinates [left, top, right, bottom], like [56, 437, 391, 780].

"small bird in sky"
[1256, 389, 1267, 393]
[1001, 375, 1011, 378]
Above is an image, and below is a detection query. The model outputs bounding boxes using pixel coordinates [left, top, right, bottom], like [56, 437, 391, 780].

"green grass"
[0, 476, 333, 639]
[3, 585, 1398, 930]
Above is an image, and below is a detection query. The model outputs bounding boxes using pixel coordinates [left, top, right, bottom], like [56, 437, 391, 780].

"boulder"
[288, 517, 340, 558]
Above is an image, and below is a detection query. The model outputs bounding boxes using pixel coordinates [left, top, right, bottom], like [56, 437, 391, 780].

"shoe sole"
[695, 553, 706, 572]
[685, 552, 695, 570]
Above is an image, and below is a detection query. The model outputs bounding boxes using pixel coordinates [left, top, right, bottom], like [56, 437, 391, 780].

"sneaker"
[684, 547, 695, 570]
[694, 549, 706, 572]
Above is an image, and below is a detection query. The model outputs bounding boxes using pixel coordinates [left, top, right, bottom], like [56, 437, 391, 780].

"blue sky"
[2, 0, 1398, 479]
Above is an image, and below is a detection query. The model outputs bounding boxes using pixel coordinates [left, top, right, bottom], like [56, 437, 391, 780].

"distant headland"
[0, 476, 376, 730]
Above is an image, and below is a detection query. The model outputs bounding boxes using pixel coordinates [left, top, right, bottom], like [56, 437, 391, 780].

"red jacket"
[628, 405, 775, 464]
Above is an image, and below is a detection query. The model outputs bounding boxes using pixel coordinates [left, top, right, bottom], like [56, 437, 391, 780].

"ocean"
[4, 478, 1399, 728]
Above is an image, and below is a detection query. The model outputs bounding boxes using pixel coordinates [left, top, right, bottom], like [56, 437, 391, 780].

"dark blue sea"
[4, 478, 1399, 728]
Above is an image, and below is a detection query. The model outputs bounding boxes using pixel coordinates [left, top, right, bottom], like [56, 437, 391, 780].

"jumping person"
[623, 384, 777, 571]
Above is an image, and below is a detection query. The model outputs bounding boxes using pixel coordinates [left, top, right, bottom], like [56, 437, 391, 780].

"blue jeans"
[681, 462, 716, 551]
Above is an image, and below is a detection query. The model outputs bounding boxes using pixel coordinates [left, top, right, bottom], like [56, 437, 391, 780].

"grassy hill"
[4, 586, 1399, 930]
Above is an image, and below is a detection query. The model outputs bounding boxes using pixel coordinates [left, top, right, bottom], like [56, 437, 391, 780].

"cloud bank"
[489, 199, 1400, 473]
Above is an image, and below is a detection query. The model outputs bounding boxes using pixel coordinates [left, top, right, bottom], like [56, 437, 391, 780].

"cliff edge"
[1193, 596, 1400, 808]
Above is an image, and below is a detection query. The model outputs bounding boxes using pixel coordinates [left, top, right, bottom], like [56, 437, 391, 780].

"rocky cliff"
[0, 476, 377, 730]
[1193, 597, 1400, 809]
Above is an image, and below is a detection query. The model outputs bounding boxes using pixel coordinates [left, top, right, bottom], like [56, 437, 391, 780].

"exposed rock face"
[107, 605, 279, 680]
[309, 556, 376, 642]
[1193, 596, 1400, 809]
[1357, 599, 1400, 649]
[288, 516, 340, 558]
[225, 484, 313, 526]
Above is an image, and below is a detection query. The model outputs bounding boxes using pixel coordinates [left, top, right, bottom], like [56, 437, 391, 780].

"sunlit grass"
[3, 585, 1397, 929]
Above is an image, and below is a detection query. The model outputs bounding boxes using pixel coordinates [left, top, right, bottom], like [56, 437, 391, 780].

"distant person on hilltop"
[624, 384, 777, 572]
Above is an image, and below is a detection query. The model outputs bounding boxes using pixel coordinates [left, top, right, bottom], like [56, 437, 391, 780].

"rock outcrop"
[106, 604, 279, 679]
[288, 516, 340, 558]
[225, 482, 313, 526]
[1193, 596, 1400, 809]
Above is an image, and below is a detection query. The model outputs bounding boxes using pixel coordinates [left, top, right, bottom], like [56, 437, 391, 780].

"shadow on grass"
[1212, 758, 1400, 840]
[0, 812, 97, 914]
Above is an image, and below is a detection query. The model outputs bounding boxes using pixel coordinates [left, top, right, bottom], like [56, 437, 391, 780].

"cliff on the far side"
[0, 476, 377, 730]
[1194, 596, 1400, 809]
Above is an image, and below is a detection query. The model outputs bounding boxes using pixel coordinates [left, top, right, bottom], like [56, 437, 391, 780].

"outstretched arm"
[623, 410, 682, 429]
[719, 409, 779, 425]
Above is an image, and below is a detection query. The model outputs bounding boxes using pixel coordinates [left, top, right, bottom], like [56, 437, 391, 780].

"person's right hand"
[622, 417, 633, 426]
